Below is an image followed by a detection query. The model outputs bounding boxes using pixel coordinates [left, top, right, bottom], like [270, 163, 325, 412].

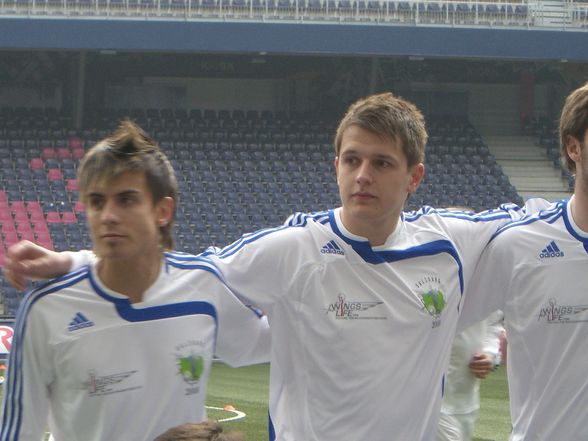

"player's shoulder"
[403, 203, 520, 226]
[492, 199, 566, 241]
[164, 250, 226, 279]
[18, 266, 91, 315]
[284, 209, 332, 228]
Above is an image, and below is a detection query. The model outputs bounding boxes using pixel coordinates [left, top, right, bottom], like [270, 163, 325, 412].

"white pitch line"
[205, 405, 247, 422]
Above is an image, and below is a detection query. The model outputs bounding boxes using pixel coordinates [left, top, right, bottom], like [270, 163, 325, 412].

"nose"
[356, 160, 373, 185]
[100, 199, 120, 224]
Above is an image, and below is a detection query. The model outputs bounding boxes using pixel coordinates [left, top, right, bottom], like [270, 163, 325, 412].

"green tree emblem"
[421, 290, 446, 318]
[179, 355, 204, 384]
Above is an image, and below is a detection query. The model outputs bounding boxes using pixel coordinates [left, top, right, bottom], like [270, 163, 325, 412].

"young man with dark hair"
[0, 121, 269, 441]
[4, 93, 547, 440]
[461, 82, 588, 440]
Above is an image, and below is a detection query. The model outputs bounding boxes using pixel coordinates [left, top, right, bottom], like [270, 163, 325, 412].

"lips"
[352, 191, 375, 200]
[101, 233, 126, 240]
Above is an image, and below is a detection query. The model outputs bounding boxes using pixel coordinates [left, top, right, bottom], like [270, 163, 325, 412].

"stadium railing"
[0, 0, 569, 30]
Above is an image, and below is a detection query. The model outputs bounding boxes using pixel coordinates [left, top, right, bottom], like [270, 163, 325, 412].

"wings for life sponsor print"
[538, 298, 588, 324]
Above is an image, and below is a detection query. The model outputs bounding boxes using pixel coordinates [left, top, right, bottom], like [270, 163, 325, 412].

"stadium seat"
[46, 212, 62, 224]
[48, 168, 64, 181]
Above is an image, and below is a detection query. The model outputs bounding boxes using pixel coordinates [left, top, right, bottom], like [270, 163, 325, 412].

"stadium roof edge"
[0, 17, 587, 61]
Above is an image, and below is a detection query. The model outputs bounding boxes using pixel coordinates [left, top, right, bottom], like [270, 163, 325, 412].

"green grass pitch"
[0, 362, 512, 440]
[207, 362, 513, 441]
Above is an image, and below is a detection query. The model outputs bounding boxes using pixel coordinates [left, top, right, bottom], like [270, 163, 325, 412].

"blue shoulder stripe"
[404, 203, 519, 223]
[285, 210, 330, 227]
[490, 201, 565, 241]
[1, 269, 89, 441]
[165, 253, 226, 281]
[200, 210, 329, 261]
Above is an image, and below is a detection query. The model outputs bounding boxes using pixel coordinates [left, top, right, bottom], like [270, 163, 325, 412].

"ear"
[566, 135, 582, 164]
[155, 196, 174, 227]
[407, 163, 425, 194]
[334, 156, 340, 185]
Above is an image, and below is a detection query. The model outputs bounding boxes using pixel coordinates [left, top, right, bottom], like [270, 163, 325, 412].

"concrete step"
[510, 176, 567, 189]
[501, 161, 561, 177]
[520, 190, 572, 201]
[484, 134, 570, 195]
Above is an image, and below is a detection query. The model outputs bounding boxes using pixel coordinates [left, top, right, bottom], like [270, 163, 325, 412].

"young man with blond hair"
[0, 121, 269, 441]
[4, 93, 546, 440]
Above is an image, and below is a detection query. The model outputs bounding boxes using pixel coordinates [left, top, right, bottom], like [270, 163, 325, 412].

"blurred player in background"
[437, 310, 503, 441]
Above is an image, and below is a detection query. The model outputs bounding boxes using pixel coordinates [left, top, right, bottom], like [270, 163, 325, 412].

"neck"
[570, 184, 588, 233]
[97, 255, 162, 303]
[339, 209, 400, 246]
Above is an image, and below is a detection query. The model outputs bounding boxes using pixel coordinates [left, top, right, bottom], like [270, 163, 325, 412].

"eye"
[376, 159, 392, 168]
[119, 194, 136, 206]
[87, 196, 104, 210]
[342, 155, 359, 166]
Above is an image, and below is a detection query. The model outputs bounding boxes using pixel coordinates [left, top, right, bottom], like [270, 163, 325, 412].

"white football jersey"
[0, 252, 270, 441]
[463, 198, 588, 441]
[202, 204, 536, 441]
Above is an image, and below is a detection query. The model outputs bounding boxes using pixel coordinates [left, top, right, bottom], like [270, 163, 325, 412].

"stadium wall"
[1, 18, 588, 62]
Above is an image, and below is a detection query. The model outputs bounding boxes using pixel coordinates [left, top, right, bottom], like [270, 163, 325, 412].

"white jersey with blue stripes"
[0, 252, 270, 441]
[463, 198, 588, 441]
[202, 203, 543, 441]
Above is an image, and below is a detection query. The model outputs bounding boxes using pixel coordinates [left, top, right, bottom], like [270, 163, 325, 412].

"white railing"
[0, 0, 586, 30]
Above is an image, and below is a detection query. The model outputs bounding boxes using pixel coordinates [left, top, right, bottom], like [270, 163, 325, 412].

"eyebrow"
[340, 149, 396, 161]
[87, 189, 141, 198]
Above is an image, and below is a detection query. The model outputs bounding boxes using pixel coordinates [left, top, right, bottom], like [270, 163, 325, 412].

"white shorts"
[436, 410, 479, 441]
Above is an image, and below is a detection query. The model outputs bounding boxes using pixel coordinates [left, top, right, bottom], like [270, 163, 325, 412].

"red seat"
[13, 211, 29, 222]
[3, 231, 19, 247]
[47, 168, 63, 181]
[36, 237, 54, 250]
[10, 201, 26, 212]
[41, 147, 56, 159]
[29, 157, 44, 170]
[29, 211, 45, 222]
[32, 221, 49, 233]
[27, 201, 43, 214]
[74, 201, 85, 213]
[62, 212, 77, 224]
[0, 221, 16, 232]
[69, 137, 83, 149]
[72, 148, 85, 160]
[19, 230, 35, 241]
[66, 179, 79, 192]
[57, 148, 72, 159]
[46, 211, 62, 223]
[16, 222, 32, 233]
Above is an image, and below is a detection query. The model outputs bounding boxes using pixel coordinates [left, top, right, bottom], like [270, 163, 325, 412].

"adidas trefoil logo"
[321, 240, 344, 256]
[68, 312, 95, 332]
[539, 240, 564, 259]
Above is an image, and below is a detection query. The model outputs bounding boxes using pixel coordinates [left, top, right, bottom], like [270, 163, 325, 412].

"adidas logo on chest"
[68, 312, 95, 332]
[321, 240, 345, 255]
[539, 240, 564, 259]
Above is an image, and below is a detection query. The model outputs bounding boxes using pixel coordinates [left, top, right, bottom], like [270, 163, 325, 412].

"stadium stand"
[0, 107, 523, 314]
[0, 0, 539, 27]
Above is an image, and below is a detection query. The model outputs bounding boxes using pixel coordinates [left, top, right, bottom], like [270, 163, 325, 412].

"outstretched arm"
[3, 241, 89, 290]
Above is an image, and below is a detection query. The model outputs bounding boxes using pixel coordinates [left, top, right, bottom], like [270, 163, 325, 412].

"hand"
[3, 240, 72, 290]
[468, 352, 494, 379]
